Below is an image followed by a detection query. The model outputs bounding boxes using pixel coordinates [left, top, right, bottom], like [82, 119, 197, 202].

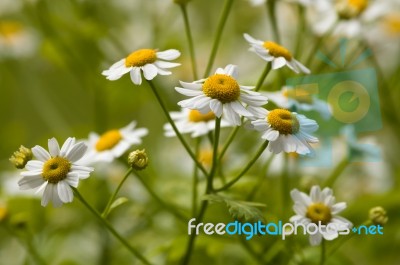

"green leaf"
[109, 197, 129, 213]
[202, 194, 266, 222]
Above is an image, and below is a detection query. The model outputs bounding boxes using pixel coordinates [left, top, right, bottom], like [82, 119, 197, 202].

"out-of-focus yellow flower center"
[188, 110, 215, 122]
[306, 202, 332, 225]
[384, 15, 400, 35]
[267, 109, 300, 135]
[125, 49, 157, 67]
[95, 130, 122, 151]
[348, 0, 368, 12]
[0, 205, 8, 221]
[202, 74, 240, 104]
[42, 157, 71, 184]
[336, 0, 368, 19]
[282, 88, 313, 104]
[263, 41, 292, 60]
[0, 21, 23, 40]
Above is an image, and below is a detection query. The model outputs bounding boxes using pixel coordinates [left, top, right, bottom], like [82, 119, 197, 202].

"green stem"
[147, 80, 208, 176]
[134, 171, 187, 222]
[181, 118, 221, 264]
[207, 117, 221, 192]
[181, 200, 209, 265]
[304, 19, 339, 67]
[102, 168, 133, 218]
[214, 140, 269, 192]
[324, 157, 349, 187]
[254, 63, 272, 92]
[281, 154, 290, 218]
[246, 154, 274, 201]
[218, 126, 240, 161]
[320, 239, 326, 265]
[266, 0, 280, 43]
[203, 0, 235, 77]
[73, 188, 152, 265]
[294, 4, 306, 58]
[179, 4, 198, 80]
[192, 137, 201, 216]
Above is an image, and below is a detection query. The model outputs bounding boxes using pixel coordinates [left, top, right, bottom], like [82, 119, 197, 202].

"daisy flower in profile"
[163, 108, 234, 138]
[290, 185, 352, 246]
[175, 64, 268, 126]
[266, 86, 331, 119]
[18, 138, 93, 207]
[251, 109, 318, 155]
[82, 122, 148, 165]
[102, 48, 180, 85]
[243, 33, 310, 74]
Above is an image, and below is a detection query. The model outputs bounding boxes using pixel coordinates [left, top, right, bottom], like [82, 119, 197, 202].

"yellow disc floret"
[95, 130, 123, 151]
[202, 74, 240, 104]
[188, 110, 215, 122]
[263, 41, 292, 61]
[384, 14, 400, 35]
[125, 49, 157, 67]
[306, 203, 332, 225]
[42, 157, 71, 184]
[336, 0, 368, 19]
[0, 21, 23, 39]
[267, 109, 300, 135]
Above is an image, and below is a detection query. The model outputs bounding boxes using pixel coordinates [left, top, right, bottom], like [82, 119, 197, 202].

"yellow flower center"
[348, 0, 368, 12]
[267, 109, 300, 135]
[0, 21, 23, 38]
[282, 88, 313, 104]
[188, 110, 215, 122]
[263, 41, 292, 61]
[384, 15, 400, 35]
[95, 130, 122, 151]
[125, 49, 157, 67]
[336, 0, 368, 19]
[202, 74, 240, 104]
[42, 157, 71, 184]
[306, 203, 332, 225]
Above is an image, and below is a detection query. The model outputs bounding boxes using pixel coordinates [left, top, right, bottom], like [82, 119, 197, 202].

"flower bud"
[369, 206, 388, 226]
[9, 145, 33, 169]
[128, 149, 149, 170]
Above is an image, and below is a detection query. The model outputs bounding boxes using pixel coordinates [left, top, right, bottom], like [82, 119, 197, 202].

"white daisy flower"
[163, 108, 234, 138]
[82, 122, 148, 165]
[313, 0, 391, 38]
[251, 108, 319, 155]
[243, 33, 311, 74]
[102, 48, 180, 85]
[18, 138, 94, 207]
[290, 185, 353, 246]
[175, 64, 268, 126]
[266, 86, 331, 120]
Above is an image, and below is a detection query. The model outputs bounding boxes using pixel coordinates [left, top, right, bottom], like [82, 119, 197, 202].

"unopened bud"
[369, 206, 388, 226]
[9, 145, 33, 169]
[128, 149, 148, 170]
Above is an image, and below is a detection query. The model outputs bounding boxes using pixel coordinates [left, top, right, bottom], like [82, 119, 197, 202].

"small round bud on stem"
[369, 206, 388, 226]
[9, 145, 33, 169]
[128, 149, 149, 170]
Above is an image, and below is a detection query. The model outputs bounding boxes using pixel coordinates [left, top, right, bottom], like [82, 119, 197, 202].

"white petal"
[130, 67, 142, 85]
[25, 160, 44, 171]
[57, 181, 73, 203]
[293, 59, 311, 74]
[143, 64, 158, 80]
[156, 49, 180, 60]
[243, 33, 263, 45]
[18, 175, 45, 190]
[262, 129, 279, 141]
[230, 101, 253, 117]
[66, 172, 80, 186]
[210, 99, 223, 117]
[290, 189, 312, 208]
[154, 61, 180, 69]
[309, 232, 322, 246]
[60, 138, 76, 157]
[66, 142, 88, 162]
[310, 185, 321, 202]
[32, 145, 51, 162]
[41, 183, 53, 207]
[272, 57, 287, 69]
[175, 87, 203, 97]
[20, 170, 42, 177]
[223, 64, 238, 78]
[179, 81, 203, 90]
[331, 202, 347, 215]
[48, 138, 60, 157]
[70, 165, 93, 180]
